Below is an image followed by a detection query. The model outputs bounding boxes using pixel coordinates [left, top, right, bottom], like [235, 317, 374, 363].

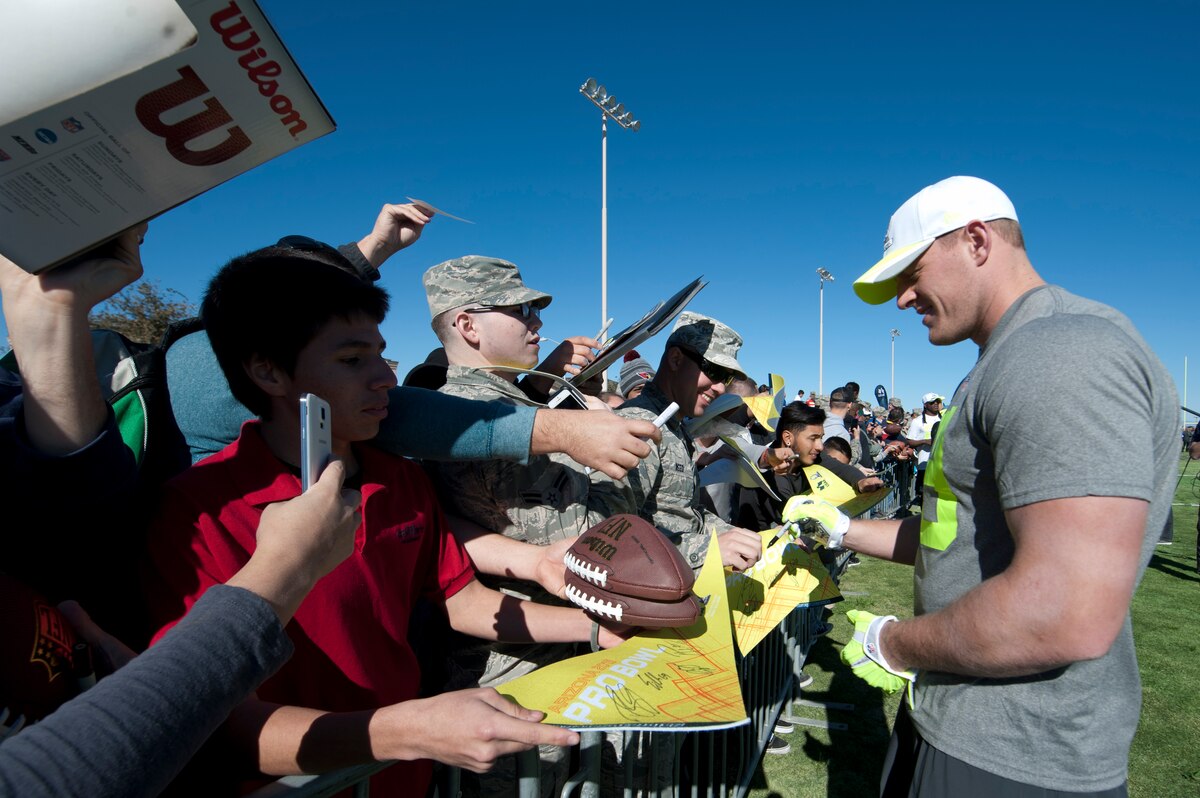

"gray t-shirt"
[910, 285, 1177, 792]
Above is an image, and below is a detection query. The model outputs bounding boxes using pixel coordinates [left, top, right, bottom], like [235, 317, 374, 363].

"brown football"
[564, 515, 695, 602]
[564, 576, 703, 628]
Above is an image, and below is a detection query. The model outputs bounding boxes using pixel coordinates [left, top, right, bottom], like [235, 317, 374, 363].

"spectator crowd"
[0, 175, 1178, 798]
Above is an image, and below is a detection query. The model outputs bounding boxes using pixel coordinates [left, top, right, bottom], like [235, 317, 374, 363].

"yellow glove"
[780, 496, 850, 549]
[841, 610, 916, 697]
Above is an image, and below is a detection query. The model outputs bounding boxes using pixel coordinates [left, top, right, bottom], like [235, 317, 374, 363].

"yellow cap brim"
[853, 238, 934, 305]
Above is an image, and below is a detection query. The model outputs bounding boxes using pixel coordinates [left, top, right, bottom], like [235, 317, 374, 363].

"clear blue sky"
[14, 1, 1198, 417]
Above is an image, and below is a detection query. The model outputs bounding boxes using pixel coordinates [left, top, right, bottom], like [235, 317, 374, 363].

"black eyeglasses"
[464, 302, 541, 322]
[677, 347, 736, 386]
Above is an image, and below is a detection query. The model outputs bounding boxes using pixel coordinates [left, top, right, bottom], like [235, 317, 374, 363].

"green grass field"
[748, 454, 1200, 798]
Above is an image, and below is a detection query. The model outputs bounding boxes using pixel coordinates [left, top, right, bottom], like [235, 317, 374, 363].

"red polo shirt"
[144, 421, 474, 793]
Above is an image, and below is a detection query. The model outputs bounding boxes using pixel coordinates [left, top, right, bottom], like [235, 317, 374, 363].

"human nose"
[895, 276, 917, 310]
[711, 380, 726, 395]
[371, 356, 398, 390]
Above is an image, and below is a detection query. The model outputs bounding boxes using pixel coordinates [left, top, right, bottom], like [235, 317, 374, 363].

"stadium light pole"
[816, 267, 835, 394]
[580, 78, 639, 386]
[890, 328, 901, 399]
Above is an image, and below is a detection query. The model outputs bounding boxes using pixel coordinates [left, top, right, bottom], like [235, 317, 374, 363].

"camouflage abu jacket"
[432, 365, 595, 556]
[588, 382, 734, 570]
[429, 365, 589, 689]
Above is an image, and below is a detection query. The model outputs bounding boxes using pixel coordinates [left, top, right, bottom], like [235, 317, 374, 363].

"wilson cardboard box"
[0, 0, 334, 273]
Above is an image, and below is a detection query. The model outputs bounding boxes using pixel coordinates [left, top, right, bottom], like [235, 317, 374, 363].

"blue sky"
[14, 1, 1198, 416]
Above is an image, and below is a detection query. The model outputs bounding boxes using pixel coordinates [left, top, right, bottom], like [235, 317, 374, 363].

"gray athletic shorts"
[880, 704, 1128, 798]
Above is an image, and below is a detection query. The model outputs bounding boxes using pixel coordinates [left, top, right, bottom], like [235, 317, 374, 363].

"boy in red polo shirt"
[143, 243, 597, 794]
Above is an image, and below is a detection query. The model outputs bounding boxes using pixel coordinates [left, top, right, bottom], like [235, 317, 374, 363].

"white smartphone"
[300, 393, 332, 491]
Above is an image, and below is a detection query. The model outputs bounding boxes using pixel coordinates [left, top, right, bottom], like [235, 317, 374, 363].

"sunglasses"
[465, 302, 541, 322]
[678, 347, 736, 386]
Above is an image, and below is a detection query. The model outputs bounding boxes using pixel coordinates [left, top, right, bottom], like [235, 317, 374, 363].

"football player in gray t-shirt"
[784, 177, 1174, 797]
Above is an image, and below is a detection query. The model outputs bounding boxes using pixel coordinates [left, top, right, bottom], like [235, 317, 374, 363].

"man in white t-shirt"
[904, 392, 942, 499]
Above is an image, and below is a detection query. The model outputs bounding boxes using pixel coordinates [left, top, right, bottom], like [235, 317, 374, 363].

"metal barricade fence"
[875, 459, 915, 518]
[248, 477, 903, 798]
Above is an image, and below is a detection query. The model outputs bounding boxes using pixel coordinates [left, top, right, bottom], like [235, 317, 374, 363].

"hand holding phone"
[300, 393, 332, 491]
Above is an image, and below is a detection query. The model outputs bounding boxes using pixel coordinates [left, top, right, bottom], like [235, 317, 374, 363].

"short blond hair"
[989, 218, 1025, 249]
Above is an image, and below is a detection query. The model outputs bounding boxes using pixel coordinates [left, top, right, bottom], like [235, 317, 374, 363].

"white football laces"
[564, 552, 608, 588]
[565, 583, 623, 622]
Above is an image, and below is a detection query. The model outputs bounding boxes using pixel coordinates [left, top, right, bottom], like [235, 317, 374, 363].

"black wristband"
[337, 242, 381, 283]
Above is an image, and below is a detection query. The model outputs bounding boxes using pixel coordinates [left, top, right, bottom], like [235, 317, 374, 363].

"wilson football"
[564, 514, 695, 602]
[564, 576, 703, 628]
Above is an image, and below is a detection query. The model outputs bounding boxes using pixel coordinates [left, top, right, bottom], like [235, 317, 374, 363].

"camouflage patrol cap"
[665, 311, 747, 379]
[423, 255, 552, 319]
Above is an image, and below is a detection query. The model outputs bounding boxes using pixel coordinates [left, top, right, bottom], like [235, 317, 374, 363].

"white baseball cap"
[854, 176, 1019, 305]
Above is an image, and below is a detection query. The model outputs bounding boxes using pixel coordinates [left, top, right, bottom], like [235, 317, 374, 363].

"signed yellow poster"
[726, 534, 842, 655]
[498, 533, 748, 731]
[726, 466, 891, 654]
[742, 372, 785, 433]
[804, 463, 892, 518]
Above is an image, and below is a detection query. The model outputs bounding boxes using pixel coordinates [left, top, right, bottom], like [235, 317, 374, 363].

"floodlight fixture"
[579, 78, 643, 384]
[816, 267, 835, 393]
[890, 328, 901, 397]
[579, 78, 640, 131]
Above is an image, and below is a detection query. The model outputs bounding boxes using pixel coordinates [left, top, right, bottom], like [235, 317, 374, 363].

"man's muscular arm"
[880, 495, 1146, 677]
[840, 515, 921, 565]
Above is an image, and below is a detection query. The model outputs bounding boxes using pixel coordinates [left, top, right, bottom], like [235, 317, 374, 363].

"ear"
[665, 345, 685, 371]
[244, 354, 290, 398]
[455, 310, 482, 347]
[963, 220, 991, 266]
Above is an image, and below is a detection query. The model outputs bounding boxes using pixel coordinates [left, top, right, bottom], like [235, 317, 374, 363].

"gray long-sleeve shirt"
[0, 585, 292, 798]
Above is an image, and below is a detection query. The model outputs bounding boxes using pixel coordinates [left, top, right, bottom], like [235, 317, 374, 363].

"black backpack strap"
[160, 316, 204, 351]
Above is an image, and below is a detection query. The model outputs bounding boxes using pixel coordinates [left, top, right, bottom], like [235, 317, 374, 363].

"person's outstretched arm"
[0, 464, 360, 798]
[375, 391, 658, 479]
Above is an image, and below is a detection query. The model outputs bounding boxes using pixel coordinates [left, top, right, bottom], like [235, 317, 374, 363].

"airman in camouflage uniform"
[423, 256, 591, 679]
[588, 312, 764, 572]
[423, 255, 595, 798]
